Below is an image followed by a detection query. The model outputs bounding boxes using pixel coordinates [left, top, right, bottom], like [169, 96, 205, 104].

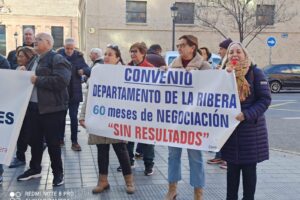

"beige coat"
[170, 52, 211, 70]
[79, 91, 125, 145]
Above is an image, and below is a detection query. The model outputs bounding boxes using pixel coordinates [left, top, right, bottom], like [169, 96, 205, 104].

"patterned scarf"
[226, 58, 251, 102]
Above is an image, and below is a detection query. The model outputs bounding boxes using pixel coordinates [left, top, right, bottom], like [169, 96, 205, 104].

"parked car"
[263, 64, 300, 93]
[164, 51, 221, 68]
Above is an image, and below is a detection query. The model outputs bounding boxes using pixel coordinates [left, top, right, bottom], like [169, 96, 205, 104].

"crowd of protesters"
[0, 28, 272, 200]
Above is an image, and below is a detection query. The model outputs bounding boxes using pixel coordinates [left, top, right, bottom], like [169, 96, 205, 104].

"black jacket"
[86, 58, 104, 77]
[146, 50, 166, 67]
[57, 49, 90, 102]
[34, 50, 72, 114]
[0, 54, 10, 69]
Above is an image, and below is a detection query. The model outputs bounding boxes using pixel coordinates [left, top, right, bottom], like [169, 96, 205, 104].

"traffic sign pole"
[269, 47, 272, 65]
[267, 36, 276, 65]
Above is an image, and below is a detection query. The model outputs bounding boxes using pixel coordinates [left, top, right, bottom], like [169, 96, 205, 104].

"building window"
[126, 1, 147, 23]
[256, 4, 275, 26]
[51, 26, 64, 50]
[175, 2, 195, 24]
[0, 25, 6, 55]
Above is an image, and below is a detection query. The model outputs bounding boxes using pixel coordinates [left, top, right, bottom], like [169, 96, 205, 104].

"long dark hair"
[107, 44, 125, 65]
[199, 47, 212, 61]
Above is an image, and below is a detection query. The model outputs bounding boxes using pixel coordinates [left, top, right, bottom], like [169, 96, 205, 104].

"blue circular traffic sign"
[267, 36, 276, 47]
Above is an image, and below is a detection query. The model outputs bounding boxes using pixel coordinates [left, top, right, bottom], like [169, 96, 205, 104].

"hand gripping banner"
[85, 65, 241, 151]
[0, 69, 33, 165]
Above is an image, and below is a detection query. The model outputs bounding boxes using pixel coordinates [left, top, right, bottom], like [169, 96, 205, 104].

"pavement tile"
[1, 123, 300, 199]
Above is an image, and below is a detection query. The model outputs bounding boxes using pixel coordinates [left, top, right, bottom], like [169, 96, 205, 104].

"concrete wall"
[1, 0, 79, 55]
[79, 0, 300, 67]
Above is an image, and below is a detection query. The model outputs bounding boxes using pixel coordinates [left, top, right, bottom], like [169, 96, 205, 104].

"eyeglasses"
[107, 44, 119, 50]
[130, 49, 138, 54]
[176, 43, 187, 49]
[35, 38, 44, 42]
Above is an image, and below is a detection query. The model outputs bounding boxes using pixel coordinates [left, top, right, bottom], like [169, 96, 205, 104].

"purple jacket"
[221, 65, 272, 164]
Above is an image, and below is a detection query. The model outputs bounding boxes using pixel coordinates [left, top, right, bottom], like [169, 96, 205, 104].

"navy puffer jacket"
[57, 49, 90, 103]
[221, 65, 272, 164]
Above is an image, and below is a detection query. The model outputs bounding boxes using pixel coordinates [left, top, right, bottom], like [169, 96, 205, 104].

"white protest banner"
[85, 65, 241, 151]
[0, 69, 34, 165]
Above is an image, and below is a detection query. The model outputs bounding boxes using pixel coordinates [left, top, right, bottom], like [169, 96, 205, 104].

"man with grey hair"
[17, 32, 72, 187]
[7, 27, 35, 69]
[80, 48, 103, 81]
[89, 48, 104, 67]
[57, 38, 90, 151]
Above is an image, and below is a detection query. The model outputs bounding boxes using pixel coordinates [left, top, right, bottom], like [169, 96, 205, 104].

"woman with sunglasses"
[128, 42, 154, 67]
[221, 42, 271, 200]
[165, 35, 210, 200]
[79, 44, 134, 194]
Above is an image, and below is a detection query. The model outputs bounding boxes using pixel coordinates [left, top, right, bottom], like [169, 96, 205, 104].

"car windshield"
[264, 65, 291, 73]
[212, 58, 221, 65]
[291, 65, 300, 73]
[263, 65, 272, 72]
[168, 56, 177, 65]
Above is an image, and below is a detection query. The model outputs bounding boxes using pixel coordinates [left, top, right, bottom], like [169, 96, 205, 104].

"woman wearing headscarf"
[221, 41, 271, 200]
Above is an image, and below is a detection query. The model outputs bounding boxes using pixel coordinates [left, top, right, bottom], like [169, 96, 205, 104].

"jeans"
[97, 143, 131, 176]
[0, 164, 3, 175]
[226, 163, 257, 200]
[69, 102, 80, 143]
[60, 102, 80, 143]
[135, 143, 143, 154]
[168, 147, 205, 188]
[127, 142, 155, 168]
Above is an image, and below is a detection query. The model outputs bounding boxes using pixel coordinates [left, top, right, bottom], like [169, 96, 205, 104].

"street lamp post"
[14, 32, 18, 49]
[170, 3, 178, 51]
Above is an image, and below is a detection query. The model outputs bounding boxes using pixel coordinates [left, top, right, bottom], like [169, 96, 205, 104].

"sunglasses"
[35, 38, 44, 42]
[130, 49, 138, 54]
[107, 44, 119, 50]
[176, 43, 188, 49]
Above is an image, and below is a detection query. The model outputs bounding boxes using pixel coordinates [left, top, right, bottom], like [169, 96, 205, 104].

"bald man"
[17, 33, 71, 187]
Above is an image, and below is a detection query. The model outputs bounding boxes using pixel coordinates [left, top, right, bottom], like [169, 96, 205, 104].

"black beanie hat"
[219, 38, 233, 49]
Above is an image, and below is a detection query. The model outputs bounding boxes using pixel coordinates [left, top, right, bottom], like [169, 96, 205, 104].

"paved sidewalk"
[1, 125, 300, 200]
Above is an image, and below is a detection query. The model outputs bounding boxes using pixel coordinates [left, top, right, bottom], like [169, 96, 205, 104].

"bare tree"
[194, 0, 297, 47]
